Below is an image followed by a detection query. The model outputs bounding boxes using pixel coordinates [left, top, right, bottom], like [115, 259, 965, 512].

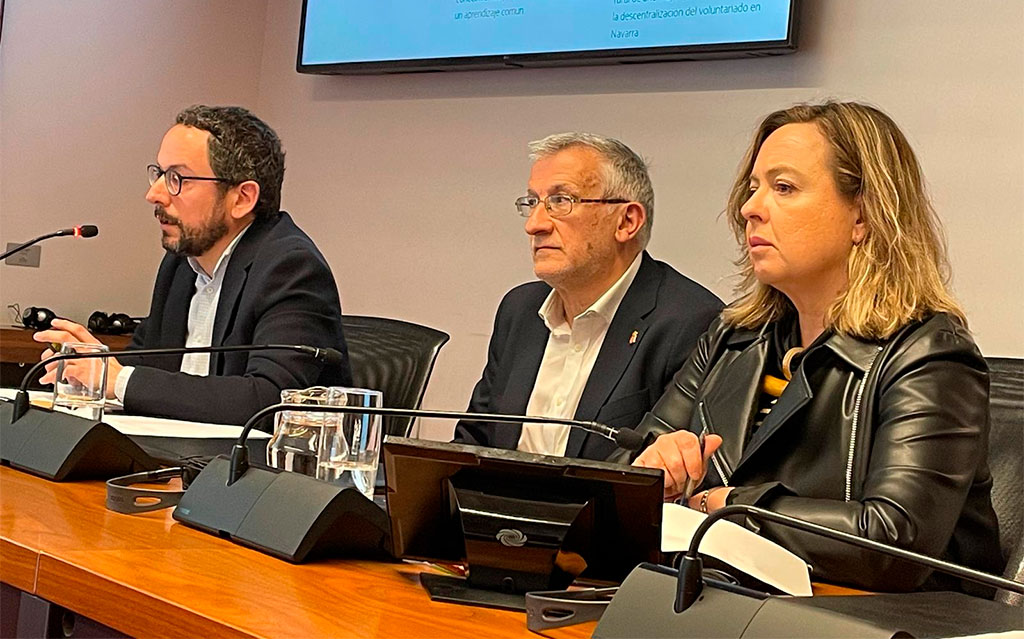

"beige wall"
[0, 0, 267, 321]
[3, 1, 1022, 438]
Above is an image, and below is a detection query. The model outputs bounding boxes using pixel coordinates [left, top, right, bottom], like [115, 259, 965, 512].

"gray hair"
[175, 105, 285, 221]
[528, 132, 654, 247]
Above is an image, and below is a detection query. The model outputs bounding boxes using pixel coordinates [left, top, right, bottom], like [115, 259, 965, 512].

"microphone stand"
[675, 504, 1024, 612]
[1, 344, 344, 481]
[0, 226, 96, 261]
[175, 401, 648, 565]
[228, 403, 644, 483]
[592, 505, 1024, 638]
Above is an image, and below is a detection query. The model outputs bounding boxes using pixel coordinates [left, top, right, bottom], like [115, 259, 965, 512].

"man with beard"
[35, 105, 351, 425]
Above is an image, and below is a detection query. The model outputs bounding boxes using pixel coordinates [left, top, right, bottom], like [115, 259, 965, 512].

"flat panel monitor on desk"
[383, 437, 663, 611]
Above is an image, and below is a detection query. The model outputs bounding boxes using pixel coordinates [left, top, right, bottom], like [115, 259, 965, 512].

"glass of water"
[317, 387, 383, 501]
[266, 386, 335, 477]
[53, 342, 109, 421]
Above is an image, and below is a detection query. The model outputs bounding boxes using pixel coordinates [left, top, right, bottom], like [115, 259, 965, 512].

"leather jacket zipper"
[845, 346, 884, 502]
[698, 401, 730, 486]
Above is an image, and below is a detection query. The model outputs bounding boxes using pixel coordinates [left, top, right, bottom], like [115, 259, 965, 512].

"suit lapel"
[209, 219, 269, 373]
[496, 309, 549, 450]
[566, 253, 659, 458]
[698, 333, 767, 474]
[732, 331, 880, 471]
[163, 260, 196, 349]
[734, 360, 812, 470]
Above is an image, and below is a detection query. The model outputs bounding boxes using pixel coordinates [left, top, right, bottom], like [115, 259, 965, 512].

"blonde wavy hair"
[722, 101, 965, 339]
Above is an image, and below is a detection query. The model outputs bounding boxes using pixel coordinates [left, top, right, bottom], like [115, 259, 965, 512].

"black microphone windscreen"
[615, 427, 645, 452]
[78, 225, 99, 238]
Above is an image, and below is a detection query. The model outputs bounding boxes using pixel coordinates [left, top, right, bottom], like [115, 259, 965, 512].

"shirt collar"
[187, 222, 252, 282]
[537, 251, 644, 331]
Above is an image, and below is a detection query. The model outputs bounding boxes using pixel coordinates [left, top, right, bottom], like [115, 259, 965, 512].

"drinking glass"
[52, 342, 109, 421]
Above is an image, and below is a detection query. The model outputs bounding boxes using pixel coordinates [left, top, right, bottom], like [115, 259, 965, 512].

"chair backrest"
[341, 315, 450, 437]
[986, 357, 1024, 574]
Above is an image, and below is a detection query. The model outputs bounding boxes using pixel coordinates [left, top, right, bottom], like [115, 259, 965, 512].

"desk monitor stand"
[383, 437, 663, 611]
[422, 475, 591, 611]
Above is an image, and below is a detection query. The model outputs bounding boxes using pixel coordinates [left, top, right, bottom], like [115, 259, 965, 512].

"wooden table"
[0, 467, 594, 638]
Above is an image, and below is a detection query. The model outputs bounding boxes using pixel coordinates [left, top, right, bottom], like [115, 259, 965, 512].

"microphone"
[8, 343, 345, 423]
[1, 343, 344, 482]
[674, 504, 1024, 613]
[172, 402, 645, 563]
[63, 225, 99, 238]
[226, 404, 645, 485]
[0, 225, 99, 260]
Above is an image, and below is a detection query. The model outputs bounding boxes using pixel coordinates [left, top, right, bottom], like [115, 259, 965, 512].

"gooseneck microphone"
[226, 403, 645, 485]
[674, 504, 1024, 613]
[0, 225, 99, 261]
[9, 343, 345, 423]
[1, 342, 345, 481]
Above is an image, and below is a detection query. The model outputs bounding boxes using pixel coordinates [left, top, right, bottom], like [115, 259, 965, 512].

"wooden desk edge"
[0, 537, 39, 593]
[36, 554, 258, 639]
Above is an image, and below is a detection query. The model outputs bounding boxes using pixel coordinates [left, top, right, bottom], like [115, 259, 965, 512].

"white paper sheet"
[102, 414, 269, 439]
[661, 502, 813, 597]
[1, 388, 269, 439]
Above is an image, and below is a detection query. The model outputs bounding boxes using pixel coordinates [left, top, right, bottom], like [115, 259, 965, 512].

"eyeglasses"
[514, 193, 630, 218]
[147, 164, 235, 196]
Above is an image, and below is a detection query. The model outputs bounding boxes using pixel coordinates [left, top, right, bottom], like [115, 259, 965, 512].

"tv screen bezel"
[296, 0, 800, 75]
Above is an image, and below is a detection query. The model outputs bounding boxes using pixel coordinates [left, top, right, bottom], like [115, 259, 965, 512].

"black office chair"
[341, 315, 450, 437]
[986, 357, 1024, 606]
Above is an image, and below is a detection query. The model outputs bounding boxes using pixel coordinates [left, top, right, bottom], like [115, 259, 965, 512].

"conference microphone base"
[0, 400, 158, 481]
[594, 563, 1024, 638]
[173, 456, 392, 563]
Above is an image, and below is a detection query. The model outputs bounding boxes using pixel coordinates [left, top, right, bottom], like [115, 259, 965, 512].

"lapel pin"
[629, 330, 638, 345]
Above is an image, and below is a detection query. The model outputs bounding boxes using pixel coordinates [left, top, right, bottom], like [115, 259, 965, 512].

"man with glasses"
[34, 105, 351, 425]
[454, 133, 721, 461]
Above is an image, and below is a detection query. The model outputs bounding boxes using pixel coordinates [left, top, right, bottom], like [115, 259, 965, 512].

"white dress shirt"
[517, 252, 643, 456]
[114, 224, 251, 401]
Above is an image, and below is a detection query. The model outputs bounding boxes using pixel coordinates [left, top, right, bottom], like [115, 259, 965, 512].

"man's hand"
[33, 318, 122, 398]
[633, 430, 723, 500]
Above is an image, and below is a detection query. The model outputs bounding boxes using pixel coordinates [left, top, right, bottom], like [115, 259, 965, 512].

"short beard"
[157, 201, 229, 257]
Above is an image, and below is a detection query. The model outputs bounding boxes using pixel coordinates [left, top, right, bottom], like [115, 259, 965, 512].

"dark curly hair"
[175, 105, 285, 220]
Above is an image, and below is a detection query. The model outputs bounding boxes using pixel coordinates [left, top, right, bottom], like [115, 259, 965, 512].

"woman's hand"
[687, 486, 733, 513]
[633, 430, 723, 500]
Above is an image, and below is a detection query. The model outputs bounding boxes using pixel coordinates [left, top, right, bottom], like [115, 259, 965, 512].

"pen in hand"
[680, 431, 707, 500]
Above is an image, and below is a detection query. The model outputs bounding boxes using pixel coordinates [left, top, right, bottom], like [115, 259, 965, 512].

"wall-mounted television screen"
[297, 0, 799, 75]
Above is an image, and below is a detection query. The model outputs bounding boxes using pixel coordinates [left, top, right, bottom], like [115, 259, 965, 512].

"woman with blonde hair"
[631, 101, 1003, 591]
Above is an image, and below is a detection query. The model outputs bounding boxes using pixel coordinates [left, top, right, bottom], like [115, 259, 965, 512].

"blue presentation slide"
[301, 0, 793, 65]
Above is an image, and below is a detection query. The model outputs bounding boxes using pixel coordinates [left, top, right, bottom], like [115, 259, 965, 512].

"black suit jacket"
[454, 252, 722, 460]
[120, 211, 351, 425]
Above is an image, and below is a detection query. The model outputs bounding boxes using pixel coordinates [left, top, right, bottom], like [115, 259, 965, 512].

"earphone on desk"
[105, 457, 211, 514]
[88, 311, 139, 335]
[21, 306, 57, 330]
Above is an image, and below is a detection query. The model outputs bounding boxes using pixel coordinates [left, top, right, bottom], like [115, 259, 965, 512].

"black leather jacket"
[628, 312, 1003, 591]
